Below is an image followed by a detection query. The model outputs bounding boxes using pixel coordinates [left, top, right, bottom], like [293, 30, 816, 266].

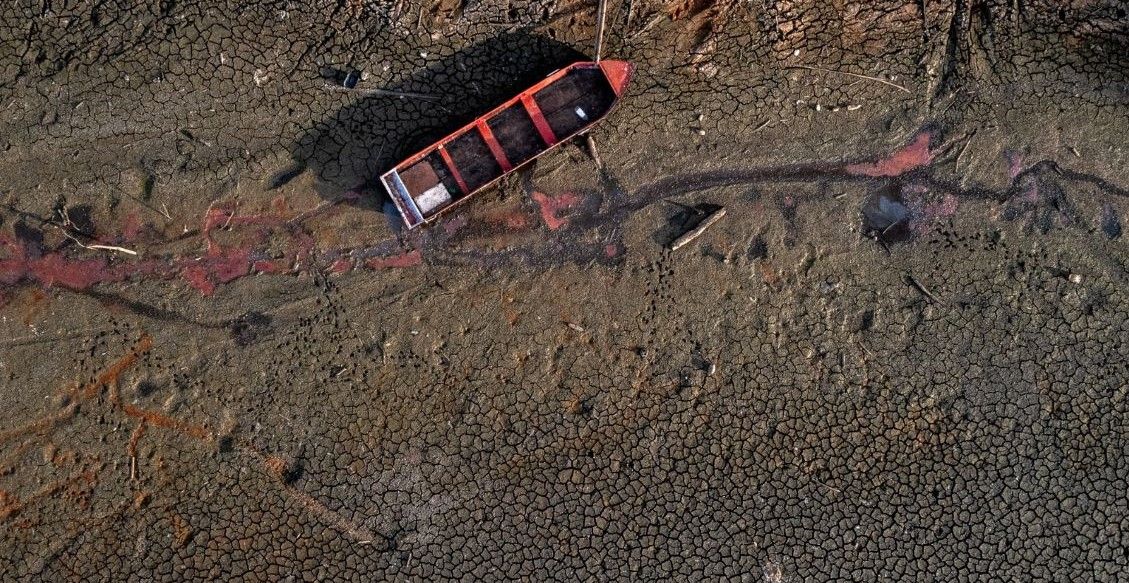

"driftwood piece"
[670, 207, 726, 251]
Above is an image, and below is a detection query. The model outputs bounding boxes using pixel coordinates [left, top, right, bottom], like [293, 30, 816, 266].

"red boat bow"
[599, 60, 633, 96]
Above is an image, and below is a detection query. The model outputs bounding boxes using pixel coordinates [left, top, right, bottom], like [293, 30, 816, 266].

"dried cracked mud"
[1, 0, 1127, 580]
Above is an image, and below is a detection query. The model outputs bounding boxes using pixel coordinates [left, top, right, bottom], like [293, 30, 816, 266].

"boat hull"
[380, 60, 633, 229]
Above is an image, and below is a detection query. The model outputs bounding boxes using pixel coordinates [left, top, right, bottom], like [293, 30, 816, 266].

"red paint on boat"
[477, 120, 513, 172]
[382, 61, 634, 229]
[437, 146, 471, 194]
[521, 94, 558, 146]
[599, 61, 633, 96]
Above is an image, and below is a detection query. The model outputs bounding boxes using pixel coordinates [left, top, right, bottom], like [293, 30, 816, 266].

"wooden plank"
[520, 95, 558, 147]
[594, 0, 608, 62]
[476, 120, 513, 173]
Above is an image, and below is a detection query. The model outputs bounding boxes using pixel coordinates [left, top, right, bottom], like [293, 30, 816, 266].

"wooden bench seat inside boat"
[399, 153, 462, 214]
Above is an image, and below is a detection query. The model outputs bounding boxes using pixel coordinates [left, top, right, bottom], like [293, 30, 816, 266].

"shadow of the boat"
[276, 31, 588, 225]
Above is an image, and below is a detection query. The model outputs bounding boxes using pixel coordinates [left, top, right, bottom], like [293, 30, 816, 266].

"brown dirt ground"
[1, 0, 1128, 580]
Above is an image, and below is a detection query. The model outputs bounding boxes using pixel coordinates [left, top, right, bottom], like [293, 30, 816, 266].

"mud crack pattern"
[1, 0, 1128, 581]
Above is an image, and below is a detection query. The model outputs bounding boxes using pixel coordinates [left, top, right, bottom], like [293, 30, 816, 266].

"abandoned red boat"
[380, 60, 633, 228]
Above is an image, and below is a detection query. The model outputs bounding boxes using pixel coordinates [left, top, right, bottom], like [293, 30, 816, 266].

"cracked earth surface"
[1, 0, 1128, 580]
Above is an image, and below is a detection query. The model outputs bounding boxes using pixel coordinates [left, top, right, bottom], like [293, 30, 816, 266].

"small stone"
[1068, 273, 1083, 284]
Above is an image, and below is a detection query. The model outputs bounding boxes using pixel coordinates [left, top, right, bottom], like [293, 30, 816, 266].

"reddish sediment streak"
[1004, 151, 1040, 201]
[0, 199, 425, 297]
[1, 236, 249, 296]
[0, 239, 31, 286]
[1, 238, 133, 290]
[180, 248, 252, 296]
[531, 191, 582, 231]
[29, 254, 120, 290]
[846, 133, 933, 177]
[120, 211, 143, 241]
[365, 250, 422, 269]
[1005, 151, 1025, 179]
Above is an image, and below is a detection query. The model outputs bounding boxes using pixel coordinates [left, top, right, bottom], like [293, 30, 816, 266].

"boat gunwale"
[380, 60, 631, 228]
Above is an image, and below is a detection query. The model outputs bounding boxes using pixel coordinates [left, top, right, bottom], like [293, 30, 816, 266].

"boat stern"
[598, 60, 634, 96]
[380, 169, 426, 229]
